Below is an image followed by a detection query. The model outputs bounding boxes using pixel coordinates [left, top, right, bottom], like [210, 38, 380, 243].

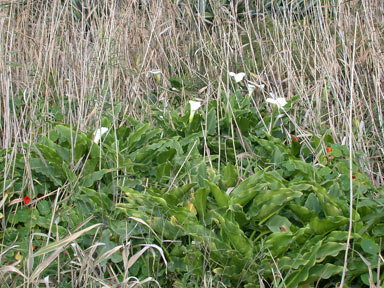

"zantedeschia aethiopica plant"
[188, 100, 201, 123]
[229, 72, 246, 83]
[93, 127, 108, 144]
[266, 93, 287, 109]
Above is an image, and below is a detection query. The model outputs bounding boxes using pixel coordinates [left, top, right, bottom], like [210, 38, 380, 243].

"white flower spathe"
[247, 83, 256, 94]
[229, 72, 246, 83]
[266, 93, 287, 109]
[247, 82, 265, 96]
[93, 127, 108, 144]
[146, 70, 161, 78]
[188, 100, 201, 123]
[189, 100, 201, 112]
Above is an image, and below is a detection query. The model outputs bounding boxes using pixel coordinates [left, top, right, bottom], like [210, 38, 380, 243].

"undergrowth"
[1, 89, 383, 287]
[1, 0, 383, 287]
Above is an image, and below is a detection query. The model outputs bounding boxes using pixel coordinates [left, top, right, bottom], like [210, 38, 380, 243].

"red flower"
[23, 196, 31, 204]
[326, 146, 332, 153]
[352, 175, 357, 180]
[357, 169, 361, 173]
[293, 137, 299, 143]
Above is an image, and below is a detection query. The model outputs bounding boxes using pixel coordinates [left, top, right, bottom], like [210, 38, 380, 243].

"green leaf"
[330, 144, 343, 157]
[249, 188, 302, 223]
[169, 77, 183, 90]
[372, 224, 384, 237]
[207, 108, 217, 136]
[229, 171, 267, 206]
[206, 180, 228, 208]
[265, 215, 291, 233]
[55, 125, 89, 161]
[194, 187, 209, 220]
[282, 159, 314, 177]
[222, 163, 237, 188]
[37, 200, 51, 216]
[222, 213, 253, 256]
[305, 193, 321, 214]
[288, 203, 316, 223]
[9, 207, 32, 225]
[317, 242, 345, 259]
[360, 271, 377, 286]
[265, 232, 293, 257]
[156, 161, 172, 182]
[318, 166, 332, 178]
[79, 169, 111, 187]
[29, 158, 63, 186]
[309, 216, 348, 235]
[309, 263, 344, 280]
[156, 148, 177, 164]
[284, 240, 322, 287]
[361, 238, 380, 255]
[126, 123, 151, 153]
[272, 145, 284, 164]
[96, 229, 123, 264]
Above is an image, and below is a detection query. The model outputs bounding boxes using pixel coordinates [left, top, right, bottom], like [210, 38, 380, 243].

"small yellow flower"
[184, 201, 197, 215]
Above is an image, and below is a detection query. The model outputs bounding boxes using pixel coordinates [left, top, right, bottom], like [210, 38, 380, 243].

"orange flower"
[23, 196, 31, 204]
[326, 146, 332, 153]
[293, 137, 299, 143]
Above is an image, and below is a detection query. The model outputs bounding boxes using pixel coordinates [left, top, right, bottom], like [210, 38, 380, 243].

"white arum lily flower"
[247, 83, 256, 95]
[266, 93, 287, 109]
[93, 127, 108, 144]
[247, 82, 265, 96]
[188, 100, 201, 123]
[146, 70, 161, 82]
[146, 70, 161, 77]
[249, 82, 265, 90]
[229, 72, 246, 83]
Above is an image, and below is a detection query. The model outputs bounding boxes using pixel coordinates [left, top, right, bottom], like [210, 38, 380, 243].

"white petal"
[266, 98, 278, 105]
[44, 276, 50, 288]
[146, 70, 161, 78]
[93, 127, 108, 144]
[266, 96, 287, 109]
[229, 72, 246, 83]
[247, 82, 265, 94]
[269, 92, 277, 98]
[247, 84, 256, 92]
[188, 100, 201, 113]
[276, 97, 287, 107]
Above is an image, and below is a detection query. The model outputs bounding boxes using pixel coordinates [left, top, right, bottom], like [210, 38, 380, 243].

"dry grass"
[1, 1, 382, 184]
[0, 0, 383, 285]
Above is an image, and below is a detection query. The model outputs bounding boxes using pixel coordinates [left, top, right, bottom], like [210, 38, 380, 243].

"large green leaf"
[309, 216, 349, 235]
[194, 187, 209, 220]
[229, 170, 267, 206]
[284, 240, 322, 287]
[361, 238, 380, 255]
[248, 188, 302, 223]
[79, 169, 111, 187]
[205, 180, 228, 208]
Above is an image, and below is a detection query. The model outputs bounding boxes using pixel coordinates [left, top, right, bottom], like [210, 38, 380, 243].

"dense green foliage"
[1, 88, 382, 287]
